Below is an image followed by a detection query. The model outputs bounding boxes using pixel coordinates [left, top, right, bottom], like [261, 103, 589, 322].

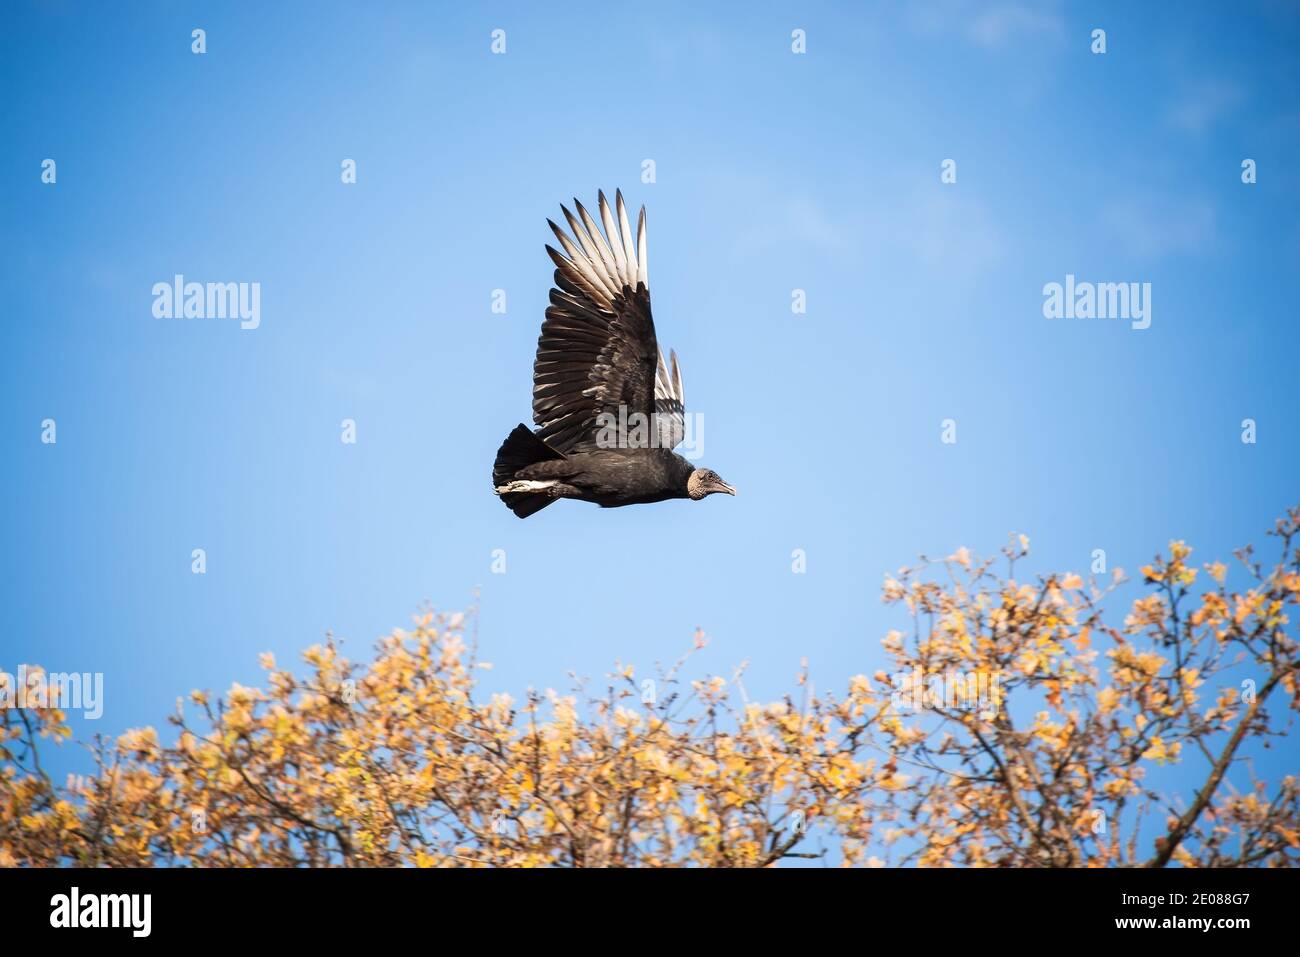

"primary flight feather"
[492, 190, 735, 519]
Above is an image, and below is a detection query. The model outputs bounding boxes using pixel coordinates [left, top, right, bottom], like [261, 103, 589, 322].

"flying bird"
[493, 190, 735, 519]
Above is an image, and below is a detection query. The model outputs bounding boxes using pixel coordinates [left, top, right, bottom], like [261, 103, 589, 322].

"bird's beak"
[718, 482, 737, 496]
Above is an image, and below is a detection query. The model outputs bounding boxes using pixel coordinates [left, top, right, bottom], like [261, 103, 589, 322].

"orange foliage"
[4, 510, 1299, 867]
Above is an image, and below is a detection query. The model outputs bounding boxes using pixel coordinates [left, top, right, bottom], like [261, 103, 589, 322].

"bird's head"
[686, 468, 736, 501]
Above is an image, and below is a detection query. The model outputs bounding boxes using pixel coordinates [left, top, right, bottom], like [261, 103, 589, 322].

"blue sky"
[3, 0, 1298, 849]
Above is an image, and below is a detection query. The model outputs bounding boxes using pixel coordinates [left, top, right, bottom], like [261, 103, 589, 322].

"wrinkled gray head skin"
[687, 468, 736, 501]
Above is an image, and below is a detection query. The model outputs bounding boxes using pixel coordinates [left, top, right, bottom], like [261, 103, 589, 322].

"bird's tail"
[492, 424, 565, 519]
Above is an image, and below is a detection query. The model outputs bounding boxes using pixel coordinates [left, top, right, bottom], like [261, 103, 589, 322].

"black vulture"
[492, 190, 735, 519]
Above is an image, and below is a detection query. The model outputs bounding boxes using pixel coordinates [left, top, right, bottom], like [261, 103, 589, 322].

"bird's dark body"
[519, 447, 696, 508]
[492, 190, 733, 519]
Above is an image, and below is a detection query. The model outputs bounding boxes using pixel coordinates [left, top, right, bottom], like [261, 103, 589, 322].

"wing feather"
[531, 191, 669, 453]
[551, 215, 619, 304]
[598, 191, 630, 287]
[576, 199, 623, 287]
[616, 191, 637, 285]
[636, 206, 648, 286]
[654, 348, 686, 450]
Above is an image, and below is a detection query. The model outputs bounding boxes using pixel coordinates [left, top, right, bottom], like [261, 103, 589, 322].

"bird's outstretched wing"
[533, 190, 683, 452]
[654, 348, 686, 451]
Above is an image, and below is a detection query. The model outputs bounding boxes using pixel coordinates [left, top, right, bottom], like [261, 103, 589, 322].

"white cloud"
[967, 2, 1065, 49]
[1165, 77, 1246, 135]
[1098, 197, 1217, 260]
[899, 192, 1008, 274]
[728, 186, 1008, 283]
[905, 0, 1064, 50]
